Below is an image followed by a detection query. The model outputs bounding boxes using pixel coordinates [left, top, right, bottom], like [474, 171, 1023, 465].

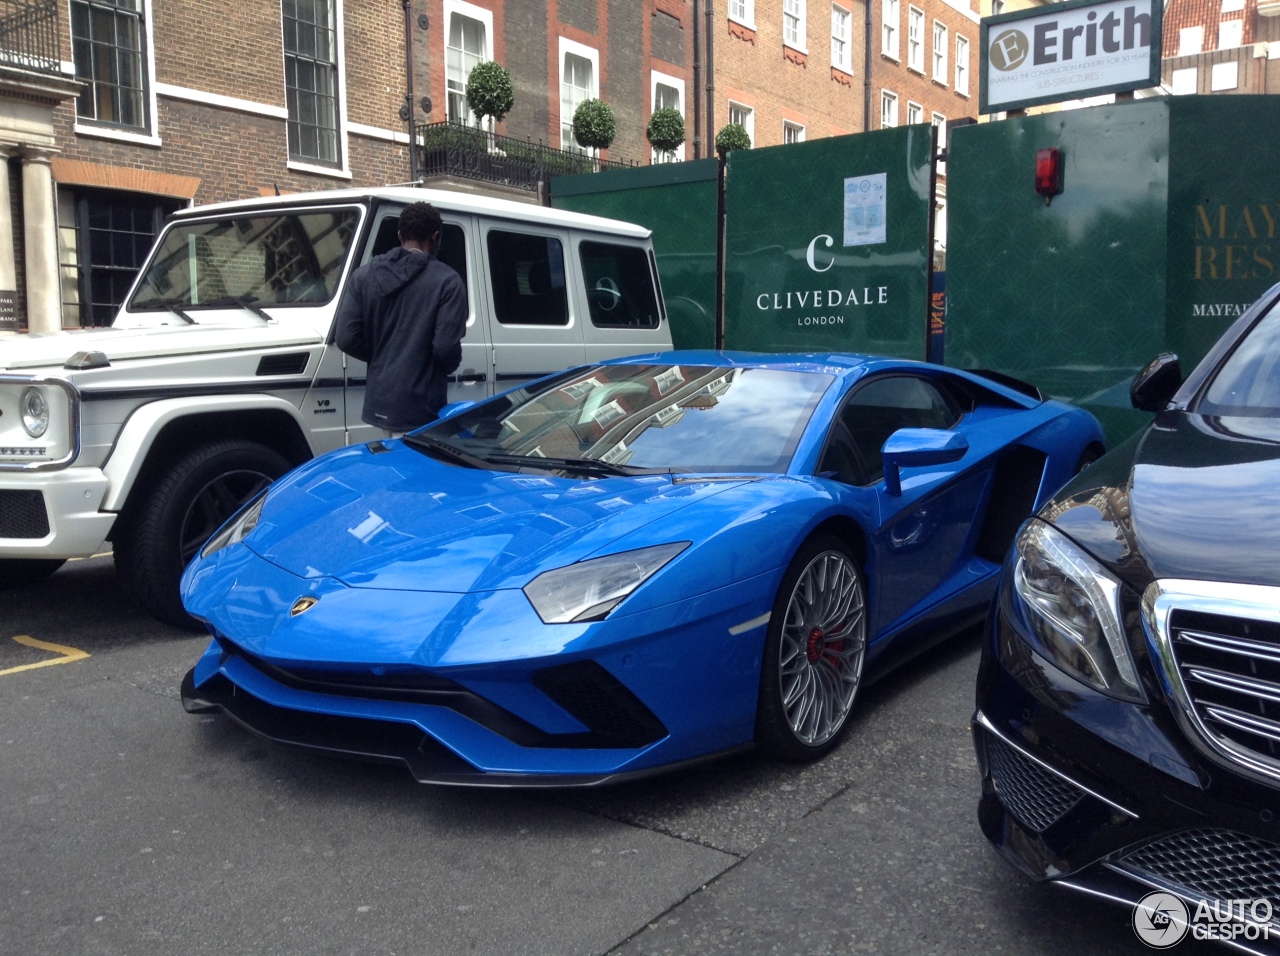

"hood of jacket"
[367, 247, 431, 299]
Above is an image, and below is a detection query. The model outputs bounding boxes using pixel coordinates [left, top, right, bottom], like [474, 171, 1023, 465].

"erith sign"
[980, 0, 1161, 114]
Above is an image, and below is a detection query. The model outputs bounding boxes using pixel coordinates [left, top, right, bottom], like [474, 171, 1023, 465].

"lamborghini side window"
[822, 376, 959, 485]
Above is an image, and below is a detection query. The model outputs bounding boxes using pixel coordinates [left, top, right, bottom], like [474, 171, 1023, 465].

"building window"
[728, 101, 754, 146]
[907, 7, 924, 72]
[1178, 25, 1204, 55]
[783, 121, 805, 143]
[560, 38, 598, 153]
[955, 35, 969, 94]
[932, 112, 947, 173]
[283, 0, 341, 166]
[652, 72, 686, 162]
[990, 0, 1004, 13]
[1171, 66, 1198, 94]
[729, 0, 755, 25]
[932, 21, 948, 83]
[445, 1, 492, 128]
[784, 0, 806, 49]
[907, 101, 922, 125]
[58, 189, 180, 328]
[832, 5, 852, 72]
[1211, 60, 1239, 90]
[882, 0, 899, 58]
[881, 90, 898, 128]
[1222, 0, 1245, 12]
[70, 0, 149, 130]
[1218, 19, 1243, 50]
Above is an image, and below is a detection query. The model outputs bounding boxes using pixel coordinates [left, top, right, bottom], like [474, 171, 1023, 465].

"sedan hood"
[246, 441, 744, 592]
[1052, 411, 1280, 590]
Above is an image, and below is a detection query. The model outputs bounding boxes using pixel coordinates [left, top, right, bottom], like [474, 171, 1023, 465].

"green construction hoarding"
[946, 95, 1280, 444]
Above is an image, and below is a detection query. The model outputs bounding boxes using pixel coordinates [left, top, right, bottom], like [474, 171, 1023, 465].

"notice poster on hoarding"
[843, 174, 887, 247]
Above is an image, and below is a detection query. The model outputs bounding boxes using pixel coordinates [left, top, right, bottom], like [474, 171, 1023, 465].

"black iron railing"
[415, 121, 637, 192]
[0, 0, 60, 74]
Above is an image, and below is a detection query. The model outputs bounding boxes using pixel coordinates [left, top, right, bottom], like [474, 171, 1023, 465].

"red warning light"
[1035, 147, 1063, 204]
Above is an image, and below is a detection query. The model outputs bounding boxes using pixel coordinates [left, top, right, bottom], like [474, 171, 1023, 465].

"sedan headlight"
[524, 542, 690, 624]
[1011, 520, 1145, 702]
[21, 387, 49, 437]
[200, 492, 267, 559]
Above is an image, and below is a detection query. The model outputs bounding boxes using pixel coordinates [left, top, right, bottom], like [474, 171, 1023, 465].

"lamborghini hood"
[241, 440, 746, 593]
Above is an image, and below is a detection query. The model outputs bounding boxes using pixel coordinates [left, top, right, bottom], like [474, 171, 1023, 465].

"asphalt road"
[1, 555, 1219, 956]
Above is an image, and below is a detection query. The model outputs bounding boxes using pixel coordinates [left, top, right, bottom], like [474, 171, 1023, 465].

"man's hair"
[398, 202, 442, 242]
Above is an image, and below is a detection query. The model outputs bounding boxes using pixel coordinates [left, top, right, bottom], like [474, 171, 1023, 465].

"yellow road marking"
[0, 635, 90, 676]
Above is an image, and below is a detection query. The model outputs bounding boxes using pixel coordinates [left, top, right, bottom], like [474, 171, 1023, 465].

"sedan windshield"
[415, 364, 833, 475]
[1199, 300, 1280, 417]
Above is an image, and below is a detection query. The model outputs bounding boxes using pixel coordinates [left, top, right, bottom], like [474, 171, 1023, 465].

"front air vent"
[256, 352, 309, 376]
[985, 733, 1084, 832]
[0, 490, 50, 538]
[533, 660, 668, 747]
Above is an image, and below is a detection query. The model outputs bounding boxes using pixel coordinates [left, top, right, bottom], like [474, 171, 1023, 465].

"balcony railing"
[0, 0, 60, 75]
[415, 121, 637, 193]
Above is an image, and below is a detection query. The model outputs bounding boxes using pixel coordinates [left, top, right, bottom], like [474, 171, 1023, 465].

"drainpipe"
[706, 1, 716, 149]
[693, 0, 702, 159]
[863, 0, 873, 131]
[403, 0, 418, 183]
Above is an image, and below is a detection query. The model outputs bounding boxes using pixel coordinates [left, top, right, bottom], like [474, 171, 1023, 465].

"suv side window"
[487, 230, 569, 326]
[819, 376, 960, 485]
[578, 241, 661, 329]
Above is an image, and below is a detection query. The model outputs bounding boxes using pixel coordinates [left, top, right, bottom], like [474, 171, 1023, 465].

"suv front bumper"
[0, 467, 114, 559]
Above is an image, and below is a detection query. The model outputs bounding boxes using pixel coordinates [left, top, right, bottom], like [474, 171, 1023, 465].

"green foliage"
[715, 123, 752, 157]
[646, 107, 686, 153]
[464, 61, 515, 123]
[572, 98, 617, 150]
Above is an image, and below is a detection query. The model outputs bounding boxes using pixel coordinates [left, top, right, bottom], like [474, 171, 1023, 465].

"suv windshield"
[127, 207, 362, 317]
[1199, 300, 1280, 417]
[416, 363, 833, 474]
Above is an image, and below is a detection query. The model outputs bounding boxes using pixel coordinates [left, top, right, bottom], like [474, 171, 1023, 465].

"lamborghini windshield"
[415, 363, 833, 475]
[125, 207, 362, 320]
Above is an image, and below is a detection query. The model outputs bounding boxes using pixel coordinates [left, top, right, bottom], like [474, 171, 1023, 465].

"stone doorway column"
[0, 146, 17, 332]
[21, 146, 60, 334]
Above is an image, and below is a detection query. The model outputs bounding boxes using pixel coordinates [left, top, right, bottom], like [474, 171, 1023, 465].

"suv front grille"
[986, 733, 1084, 832]
[0, 490, 50, 538]
[1113, 828, 1280, 919]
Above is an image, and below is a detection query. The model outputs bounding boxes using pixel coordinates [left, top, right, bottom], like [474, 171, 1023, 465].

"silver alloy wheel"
[777, 549, 867, 746]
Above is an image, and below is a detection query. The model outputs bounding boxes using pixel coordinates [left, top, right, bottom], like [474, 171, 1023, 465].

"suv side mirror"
[1130, 353, 1182, 413]
[882, 428, 969, 496]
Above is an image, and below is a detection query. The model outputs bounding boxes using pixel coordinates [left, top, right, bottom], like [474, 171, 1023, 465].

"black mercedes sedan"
[974, 281, 1280, 950]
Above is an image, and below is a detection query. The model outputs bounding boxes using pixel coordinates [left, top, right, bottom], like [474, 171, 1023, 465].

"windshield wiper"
[404, 434, 497, 470]
[483, 453, 678, 477]
[197, 294, 274, 323]
[135, 297, 197, 325]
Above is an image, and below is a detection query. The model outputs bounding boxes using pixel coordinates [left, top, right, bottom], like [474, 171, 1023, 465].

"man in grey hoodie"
[336, 201, 467, 435]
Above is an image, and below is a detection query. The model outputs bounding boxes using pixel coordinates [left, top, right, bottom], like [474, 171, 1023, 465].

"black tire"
[755, 534, 868, 762]
[0, 558, 67, 589]
[115, 440, 290, 630]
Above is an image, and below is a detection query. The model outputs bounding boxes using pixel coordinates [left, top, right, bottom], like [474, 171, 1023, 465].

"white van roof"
[170, 185, 652, 240]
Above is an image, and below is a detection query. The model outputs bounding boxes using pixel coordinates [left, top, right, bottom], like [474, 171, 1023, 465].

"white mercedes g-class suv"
[0, 186, 672, 627]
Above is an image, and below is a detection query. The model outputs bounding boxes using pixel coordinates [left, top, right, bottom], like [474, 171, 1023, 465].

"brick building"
[0, 0, 696, 334]
[1162, 0, 1280, 95]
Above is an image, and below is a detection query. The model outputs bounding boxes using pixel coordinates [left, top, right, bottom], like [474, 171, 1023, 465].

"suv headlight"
[21, 387, 49, 437]
[524, 542, 690, 624]
[1011, 520, 1145, 702]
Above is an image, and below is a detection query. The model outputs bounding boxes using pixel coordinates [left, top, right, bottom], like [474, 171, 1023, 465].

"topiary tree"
[464, 61, 515, 128]
[715, 122, 752, 158]
[572, 98, 616, 151]
[646, 107, 686, 162]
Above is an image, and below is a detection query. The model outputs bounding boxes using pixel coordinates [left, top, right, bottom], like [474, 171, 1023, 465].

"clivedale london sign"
[979, 0, 1162, 114]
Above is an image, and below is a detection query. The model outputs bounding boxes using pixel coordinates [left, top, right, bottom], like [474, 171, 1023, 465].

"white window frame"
[832, 4, 852, 72]
[990, 0, 1004, 13]
[784, 0, 807, 52]
[881, 90, 898, 128]
[1211, 60, 1239, 90]
[443, 0, 494, 129]
[728, 0, 755, 28]
[651, 70, 686, 162]
[955, 34, 969, 95]
[882, 0, 900, 59]
[783, 120, 806, 143]
[1222, 0, 1244, 12]
[558, 36, 599, 154]
[907, 7, 925, 72]
[727, 100, 754, 146]
[932, 20, 948, 84]
[72, 0, 162, 147]
[1218, 19, 1243, 50]
[932, 112, 947, 174]
[1178, 25, 1204, 55]
[282, 0, 351, 178]
[1170, 66, 1198, 94]
[906, 101, 923, 125]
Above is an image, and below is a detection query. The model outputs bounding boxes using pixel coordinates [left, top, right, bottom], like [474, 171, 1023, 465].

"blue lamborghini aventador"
[180, 352, 1103, 786]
